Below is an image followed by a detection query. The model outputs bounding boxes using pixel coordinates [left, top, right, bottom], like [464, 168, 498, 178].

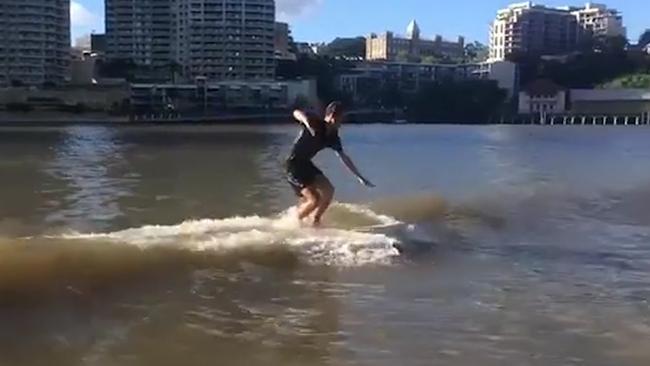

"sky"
[71, 0, 649, 45]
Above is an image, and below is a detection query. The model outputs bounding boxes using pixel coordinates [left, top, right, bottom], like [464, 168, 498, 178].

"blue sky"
[71, 0, 649, 45]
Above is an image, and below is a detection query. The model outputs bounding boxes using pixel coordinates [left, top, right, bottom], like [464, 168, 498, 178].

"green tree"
[638, 30, 650, 48]
[321, 37, 366, 59]
[406, 80, 506, 123]
[465, 41, 489, 62]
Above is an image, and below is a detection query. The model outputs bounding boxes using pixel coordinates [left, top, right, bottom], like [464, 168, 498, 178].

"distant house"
[518, 79, 566, 114]
[644, 43, 650, 55]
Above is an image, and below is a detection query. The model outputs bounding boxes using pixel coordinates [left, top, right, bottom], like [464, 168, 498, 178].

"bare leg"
[297, 186, 320, 222]
[312, 175, 335, 227]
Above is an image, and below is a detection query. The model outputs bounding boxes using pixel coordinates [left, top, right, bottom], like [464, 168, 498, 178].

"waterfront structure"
[105, 0, 275, 82]
[130, 79, 317, 111]
[570, 3, 625, 38]
[0, 85, 129, 111]
[0, 0, 70, 86]
[489, 2, 578, 61]
[338, 60, 518, 103]
[366, 20, 465, 62]
[518, 79, 566, 114]
[570, 89, 650, 114]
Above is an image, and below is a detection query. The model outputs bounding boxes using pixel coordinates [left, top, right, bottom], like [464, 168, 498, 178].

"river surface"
[1, 124, 650, 366]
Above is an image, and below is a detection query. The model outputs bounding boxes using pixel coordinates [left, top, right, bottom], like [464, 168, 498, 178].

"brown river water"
[0, 124, 649, 366]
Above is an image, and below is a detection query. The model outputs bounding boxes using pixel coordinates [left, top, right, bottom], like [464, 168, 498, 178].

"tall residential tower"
[489, 2, 578, 61]
[0, 0, 70, 86]
[489, 2, 626, 61]
[105, 0, 275, 81]
[570, 3, 625, 38]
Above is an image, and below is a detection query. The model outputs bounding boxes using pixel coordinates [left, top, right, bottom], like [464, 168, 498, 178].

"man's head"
[324, 101, 344, 126]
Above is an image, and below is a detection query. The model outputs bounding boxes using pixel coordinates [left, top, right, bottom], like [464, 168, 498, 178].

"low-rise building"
[130, 79, 318, 112]
[367, 20, 465, 62]
[518, 79, 566, 114]
[339, 60, 518, 104]
[0, 85, 129, 112]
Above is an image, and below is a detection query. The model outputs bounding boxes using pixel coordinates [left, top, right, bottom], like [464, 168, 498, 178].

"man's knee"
[323, 185, 334, 200]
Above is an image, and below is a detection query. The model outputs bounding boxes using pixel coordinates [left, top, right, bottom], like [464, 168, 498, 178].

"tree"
[594, 35, 628, 54]
[276, 55, 355, 105]
[321, 37, 366, 59]
[465, 41, 489, 62]
[639, 30, 650, 48]
[396, 50, 411, 63]
[406, 80, 507, 123]
[97, 58, 138, 80]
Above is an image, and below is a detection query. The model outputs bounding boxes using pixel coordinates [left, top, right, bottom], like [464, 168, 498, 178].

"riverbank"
[0, 109, 398, 125]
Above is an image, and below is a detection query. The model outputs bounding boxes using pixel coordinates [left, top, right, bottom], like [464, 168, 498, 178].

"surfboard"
[353, 222, 408, 233]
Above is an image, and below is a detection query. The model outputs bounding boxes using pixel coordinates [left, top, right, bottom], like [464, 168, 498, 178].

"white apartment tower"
[489, 2, 578, 61]
[106, 0, 276, 81]
[0, 0, 70, 86]
[490, 2, 626, 61]
[571, 3, 626, 38]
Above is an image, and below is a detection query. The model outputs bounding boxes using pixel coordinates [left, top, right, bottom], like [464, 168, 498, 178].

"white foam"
[58, 204, 402, 266]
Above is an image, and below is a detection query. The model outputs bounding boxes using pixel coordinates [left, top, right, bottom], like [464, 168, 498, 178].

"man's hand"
[293, 109, 316, 136]
[358, 177, 376, 188]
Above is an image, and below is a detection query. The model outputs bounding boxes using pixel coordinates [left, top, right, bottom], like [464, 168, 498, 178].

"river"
[0, 124, 649, 365]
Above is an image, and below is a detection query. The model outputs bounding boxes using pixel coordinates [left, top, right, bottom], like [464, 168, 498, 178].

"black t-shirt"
[288, 118, 343, 162]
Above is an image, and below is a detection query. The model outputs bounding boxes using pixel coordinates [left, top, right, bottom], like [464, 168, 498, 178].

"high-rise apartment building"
[274, 22, 293, 59]
[105, 0, 172, 67]
[105, 0, 275, 81]
[0, 0, 70, 86]
[489, 2, 578, 61]
[570, 3, 625, 38]
[490, 2, 626, 61]
[367, 20, 465, 62]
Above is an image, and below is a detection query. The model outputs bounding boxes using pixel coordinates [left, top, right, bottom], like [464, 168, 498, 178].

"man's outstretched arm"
[336, 151, 375, 187]
[293, 109, 316, 136]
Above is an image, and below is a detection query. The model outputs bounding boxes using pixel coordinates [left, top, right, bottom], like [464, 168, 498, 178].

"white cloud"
[70, 1, 99, 28]
[276, 0, 323, 21]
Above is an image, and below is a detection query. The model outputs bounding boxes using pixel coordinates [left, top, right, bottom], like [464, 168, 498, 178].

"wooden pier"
[498, 112, 650, 126]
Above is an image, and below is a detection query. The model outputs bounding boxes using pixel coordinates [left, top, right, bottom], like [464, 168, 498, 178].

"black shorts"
[286, 160, 323, 196]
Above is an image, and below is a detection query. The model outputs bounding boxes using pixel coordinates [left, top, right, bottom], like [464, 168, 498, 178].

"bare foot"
[312, 218, 322, 228]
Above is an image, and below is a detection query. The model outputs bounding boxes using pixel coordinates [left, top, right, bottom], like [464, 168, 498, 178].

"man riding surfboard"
[286, 101, 375, 227]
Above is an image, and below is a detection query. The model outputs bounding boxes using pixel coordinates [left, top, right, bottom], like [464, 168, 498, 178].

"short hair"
[325, 101, 344, 117]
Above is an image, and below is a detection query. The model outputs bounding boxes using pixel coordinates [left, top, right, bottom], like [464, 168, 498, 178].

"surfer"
[287, 101, 375, 227]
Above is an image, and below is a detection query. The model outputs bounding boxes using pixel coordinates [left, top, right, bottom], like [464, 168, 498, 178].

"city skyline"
[72, 0, 649, 45]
